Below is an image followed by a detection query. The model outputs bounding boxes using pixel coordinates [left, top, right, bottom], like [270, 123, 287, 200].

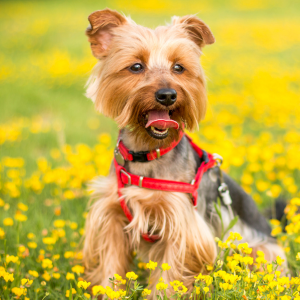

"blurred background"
[1, 0, 300, 203]
[0, 0, 300, 297]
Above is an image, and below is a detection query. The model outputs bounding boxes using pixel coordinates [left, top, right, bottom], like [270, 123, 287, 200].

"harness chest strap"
[114, 133, 218, 243]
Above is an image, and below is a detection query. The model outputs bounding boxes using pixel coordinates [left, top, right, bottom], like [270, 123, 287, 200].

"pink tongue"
[145, 110, 179, 130]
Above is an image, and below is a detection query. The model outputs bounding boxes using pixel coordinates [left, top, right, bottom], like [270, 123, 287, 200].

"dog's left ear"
[86, 9, 127, 58]
[172, 15, 215, 47]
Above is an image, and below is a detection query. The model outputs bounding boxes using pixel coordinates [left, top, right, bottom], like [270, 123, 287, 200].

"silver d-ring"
[213, 153, 223, 166]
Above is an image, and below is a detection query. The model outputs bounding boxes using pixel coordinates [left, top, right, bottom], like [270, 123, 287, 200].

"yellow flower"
[53, 219, 65, 228]
[114, 273, 126, 284]
[271, 226, 282, 236]
[156, 282, 168, 290]
[170, 280, 187, 294]
[270, 219, 281, 226]
[42, 258, 53, 269]
[21, 278, 28, 285]
[64, 251, 74, 258]
[219, 282, 233, 291]
[203, 287, 209, 294]
[66, 288, 76, 297]
[12, 287, 27, 296]
[28, 241, 37, 249]
[0, 227, 5, 239]
[6, 255, 19, 264]
[142, 288, 152, 297]
[53, 273, 60, 279]
[267, 264, 273, 273]
[218, 241, 229, 249]
[161, 263, 171, 271]
[146, 260, 157, 270]
[126, 271, 138, 280]
[237, 243, 252, 254]
[66, 272, 75, 280]
[106, 287, 121, 299]
[3, 272, 14, 282]
[138, 262, 147, 269]
[296, 253, 300, 261]
[276, 256, 285, 266]
[14, 213, 27, 222]
[42, 271, 51, 281]
[84, 293, 91, 298]
[72, 265, 84, 274]
[206, 264, 214, 271]
[21, 278, 33, 286]
[78, 280, 91, 289]
[92, 285, 106, 296]
[53, 254, 60, 260]
[42, 237, 56, 245]
[27, 232, 36, 239]
[29, 270, 39, 278]
[3, 217, 14, 226]
[18, 202, 28, 211]
[0, 198, 5, 206]
[70, 222, 78, 230]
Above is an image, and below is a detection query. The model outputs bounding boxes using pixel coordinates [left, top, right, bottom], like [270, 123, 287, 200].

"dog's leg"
[83, 176, 132, 288]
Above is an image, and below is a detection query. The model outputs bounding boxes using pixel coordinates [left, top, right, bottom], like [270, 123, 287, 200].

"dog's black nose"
[155, 89, 177, 106]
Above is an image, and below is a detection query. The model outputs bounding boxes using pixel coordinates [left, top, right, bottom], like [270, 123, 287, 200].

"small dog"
[83, 8, 285, 295]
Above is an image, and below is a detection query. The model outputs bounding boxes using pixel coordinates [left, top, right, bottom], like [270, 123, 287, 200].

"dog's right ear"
[86, 9, 127, 59]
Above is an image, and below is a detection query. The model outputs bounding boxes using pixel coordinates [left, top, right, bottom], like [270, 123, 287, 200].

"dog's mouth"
[144, 110, 179, 139]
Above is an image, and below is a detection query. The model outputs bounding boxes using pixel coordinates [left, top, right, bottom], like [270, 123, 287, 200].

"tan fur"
[85, 9, 210, 150]
[82, 8, 285, 299]
[83, 173, 216, 296]
[83, 176, 132, 287]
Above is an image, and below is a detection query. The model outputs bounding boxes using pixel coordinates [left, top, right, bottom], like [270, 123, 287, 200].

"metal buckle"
[128, 151, 148, 163]
[139, 176, 144, 188]
[156, 149, 161, 159]
[189, 179, 197, 207]
[213, 153, 223, 166]
[120, 169, 131, 185]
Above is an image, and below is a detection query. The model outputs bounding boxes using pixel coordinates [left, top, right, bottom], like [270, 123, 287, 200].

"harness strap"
[114, 133, 217, 243]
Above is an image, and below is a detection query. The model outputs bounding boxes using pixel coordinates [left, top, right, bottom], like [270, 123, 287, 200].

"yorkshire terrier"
[82, 8, 286, 296]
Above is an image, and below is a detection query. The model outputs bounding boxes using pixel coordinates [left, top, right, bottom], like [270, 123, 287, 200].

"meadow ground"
[1, 0, 300, 299]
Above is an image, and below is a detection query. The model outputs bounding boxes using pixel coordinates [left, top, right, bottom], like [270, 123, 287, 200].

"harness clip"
[115, 140, 125, 166]
[218, 183, 232, 206]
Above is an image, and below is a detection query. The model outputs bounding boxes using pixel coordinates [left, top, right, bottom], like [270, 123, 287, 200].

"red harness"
[114, 131, 217, 242]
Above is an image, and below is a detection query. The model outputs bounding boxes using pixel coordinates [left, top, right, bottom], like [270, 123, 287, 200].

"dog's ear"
[172, 15, 215, 47]
[86, 9, 127, 59]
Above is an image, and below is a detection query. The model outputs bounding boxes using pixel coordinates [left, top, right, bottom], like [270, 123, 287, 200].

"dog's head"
[85, 9, 214, 148]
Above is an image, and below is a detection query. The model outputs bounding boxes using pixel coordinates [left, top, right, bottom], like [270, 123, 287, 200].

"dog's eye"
[129, 63, 144, 73]
[173, 64, 184, 74]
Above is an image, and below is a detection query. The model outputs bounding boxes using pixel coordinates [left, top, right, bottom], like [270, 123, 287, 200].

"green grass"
[1, 0, 300, 299]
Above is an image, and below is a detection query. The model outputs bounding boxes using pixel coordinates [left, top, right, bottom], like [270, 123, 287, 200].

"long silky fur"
[83, 173, 217, 297]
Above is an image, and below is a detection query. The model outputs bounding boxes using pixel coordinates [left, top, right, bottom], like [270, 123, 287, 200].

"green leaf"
[223, 216, 239, 238]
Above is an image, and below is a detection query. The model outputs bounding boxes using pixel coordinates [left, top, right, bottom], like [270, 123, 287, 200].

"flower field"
[1, 0, 300, 299]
